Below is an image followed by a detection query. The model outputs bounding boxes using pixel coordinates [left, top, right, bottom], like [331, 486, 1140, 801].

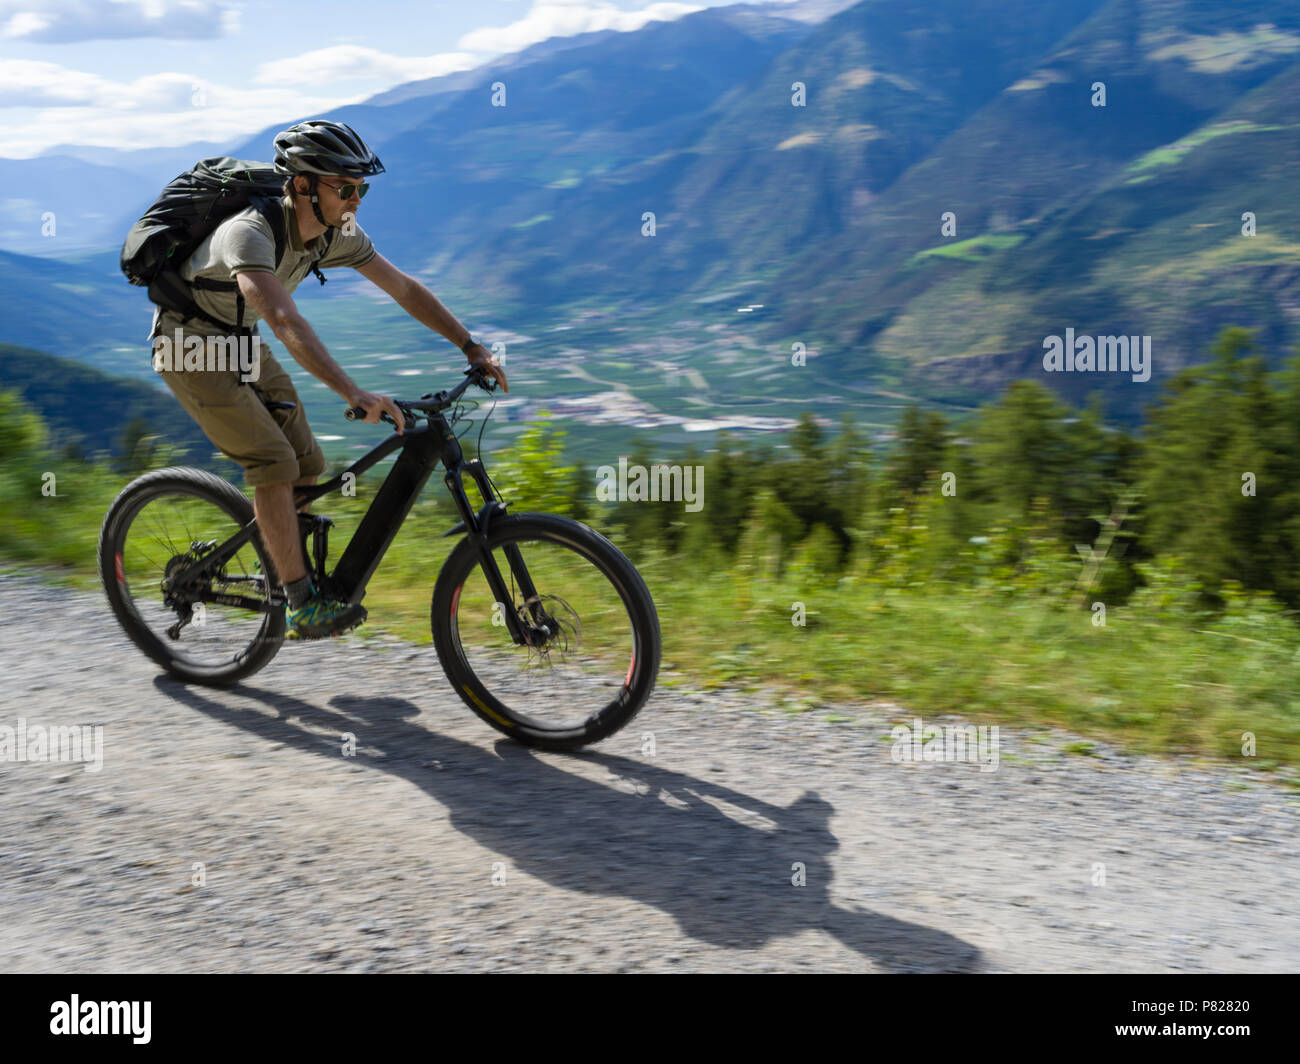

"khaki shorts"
[154, 320, 326, 488]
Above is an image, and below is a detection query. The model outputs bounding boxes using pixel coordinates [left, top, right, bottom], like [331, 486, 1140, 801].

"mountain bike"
[97, 365, 661, 751]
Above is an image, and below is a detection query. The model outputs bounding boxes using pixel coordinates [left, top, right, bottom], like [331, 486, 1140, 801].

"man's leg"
[155, 345, 311, 586]
[156, 336, 350, 632]
[255, 480, 307, 585]
[293, 474, 317, 515]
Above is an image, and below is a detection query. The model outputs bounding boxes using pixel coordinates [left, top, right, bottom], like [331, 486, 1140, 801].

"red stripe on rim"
[114, 551, 125, 583]
[625, 651, 635, 688]
[451, 582, 463, 618]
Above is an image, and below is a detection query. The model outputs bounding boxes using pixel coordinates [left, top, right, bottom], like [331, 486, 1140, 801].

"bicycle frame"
[171, 398, 547, 647]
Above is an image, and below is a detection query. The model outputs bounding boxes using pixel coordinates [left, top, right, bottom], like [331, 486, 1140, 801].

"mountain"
[362, 28, 627, 108]
[745, 0, 870, 23]
[4, 0, 1300, 432]
[36, 141, 232, 181]
[7, 142, 237, 254]
[334, 5, 820, 304]
[0, 247, 148, 363]
[0, 342, 215, 463]
[769, 0, 1300, 410]
[0, 156, 155, 254]
[872, 54, 1300, 417]
[640, 0, 1113, 293]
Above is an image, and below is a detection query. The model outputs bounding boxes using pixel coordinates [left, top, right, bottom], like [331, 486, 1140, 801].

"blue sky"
[0, 0, 761, 157]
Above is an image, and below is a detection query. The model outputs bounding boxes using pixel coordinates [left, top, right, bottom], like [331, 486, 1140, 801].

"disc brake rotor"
[517, 593, 581, 662]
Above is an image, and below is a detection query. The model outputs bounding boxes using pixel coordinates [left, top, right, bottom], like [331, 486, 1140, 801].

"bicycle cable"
[444, 388, 508, 504]
[475, 396, 510, 504]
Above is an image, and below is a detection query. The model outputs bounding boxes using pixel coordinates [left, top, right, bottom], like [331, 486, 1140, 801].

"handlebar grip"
[345, 406, 405, 428]
[464, 363, 499, 391]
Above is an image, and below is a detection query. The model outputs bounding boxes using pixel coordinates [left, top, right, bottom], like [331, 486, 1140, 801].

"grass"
[910, 233, 1026, 265]
[336, 536, 1300, 771]
[1124, 122, 1290, 181]
[5, 451, 1300, 773]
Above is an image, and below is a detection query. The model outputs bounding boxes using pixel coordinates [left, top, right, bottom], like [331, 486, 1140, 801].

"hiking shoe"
[286, 591, 368, 640]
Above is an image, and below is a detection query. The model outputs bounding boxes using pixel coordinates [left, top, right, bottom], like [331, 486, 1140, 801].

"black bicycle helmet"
[273, 120, 385, 178]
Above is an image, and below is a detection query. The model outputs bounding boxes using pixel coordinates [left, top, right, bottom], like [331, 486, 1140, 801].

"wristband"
[461, 336, 478, 355]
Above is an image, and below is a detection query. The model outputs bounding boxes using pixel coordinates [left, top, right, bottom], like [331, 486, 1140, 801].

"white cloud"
[458, 0, 702, 55]
[0, 59, 370, 157]
[0, 61, 117, 107]
[0, 61, 204, 108]
[2, 98, 365, 158]
[0, 0, 234, 42]
[2, 10, 49, 37]
[254, 45, 479, 86]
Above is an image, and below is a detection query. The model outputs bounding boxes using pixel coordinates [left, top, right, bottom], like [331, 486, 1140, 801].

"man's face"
[304, 173, 365, 226]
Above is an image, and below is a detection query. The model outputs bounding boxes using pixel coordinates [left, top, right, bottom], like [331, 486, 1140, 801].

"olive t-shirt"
[148, 193, 376, 338]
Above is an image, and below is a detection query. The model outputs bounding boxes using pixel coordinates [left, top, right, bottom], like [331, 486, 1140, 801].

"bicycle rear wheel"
[98, 467, 284, 686]
[431, 513, 660, 750]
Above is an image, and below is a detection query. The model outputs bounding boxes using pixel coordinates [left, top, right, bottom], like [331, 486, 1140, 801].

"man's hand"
[466, 344, 509, 393]
[348, 388, 406, 433]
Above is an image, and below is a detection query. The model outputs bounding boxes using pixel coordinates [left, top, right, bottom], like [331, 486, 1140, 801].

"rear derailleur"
[161, 539, 217, 639]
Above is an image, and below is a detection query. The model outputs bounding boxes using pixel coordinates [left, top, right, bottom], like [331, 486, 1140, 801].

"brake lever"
[463, 363, 499, 393]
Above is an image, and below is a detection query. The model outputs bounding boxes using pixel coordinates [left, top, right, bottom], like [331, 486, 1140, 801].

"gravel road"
[0, 567, 1296, 973]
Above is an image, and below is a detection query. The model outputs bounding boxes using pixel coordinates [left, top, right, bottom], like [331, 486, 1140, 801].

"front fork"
[445, 458, 552, 647]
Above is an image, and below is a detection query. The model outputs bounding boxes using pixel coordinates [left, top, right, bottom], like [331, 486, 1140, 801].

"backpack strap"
[151, 271, 243, 334]
[184, 199, 332, 339]
[236, 196, 289, 334]
[187, 196, 291, 337]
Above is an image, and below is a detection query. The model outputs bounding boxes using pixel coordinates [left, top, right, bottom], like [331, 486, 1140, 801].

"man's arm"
[236, 270, 406, 429]
[356, 253, 508, 392]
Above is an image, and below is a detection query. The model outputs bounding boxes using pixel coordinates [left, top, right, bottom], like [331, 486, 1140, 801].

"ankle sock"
[285, 574, 315, 609]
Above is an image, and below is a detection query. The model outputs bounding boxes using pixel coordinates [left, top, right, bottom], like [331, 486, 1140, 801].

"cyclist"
[150, 119, 508, 639]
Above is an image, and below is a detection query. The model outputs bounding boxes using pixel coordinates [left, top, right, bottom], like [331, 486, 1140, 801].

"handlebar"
[344, 363, 496, 426]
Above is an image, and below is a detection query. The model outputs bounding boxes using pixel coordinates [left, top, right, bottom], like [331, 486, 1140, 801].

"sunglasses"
[320, 180, 370, 200]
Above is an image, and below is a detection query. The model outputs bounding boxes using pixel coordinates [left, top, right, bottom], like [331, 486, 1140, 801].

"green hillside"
[0, 343, 219, 466]
[868, 55, 1300, 418]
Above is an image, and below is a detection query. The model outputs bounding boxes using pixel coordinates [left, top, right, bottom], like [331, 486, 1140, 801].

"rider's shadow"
[157, 678, 983, 971]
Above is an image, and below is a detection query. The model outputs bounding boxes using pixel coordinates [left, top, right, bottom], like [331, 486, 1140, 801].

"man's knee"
[245, 455, 304, 488]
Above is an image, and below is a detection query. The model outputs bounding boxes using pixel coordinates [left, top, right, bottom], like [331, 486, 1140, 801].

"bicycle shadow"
[156, 676, 984, 971]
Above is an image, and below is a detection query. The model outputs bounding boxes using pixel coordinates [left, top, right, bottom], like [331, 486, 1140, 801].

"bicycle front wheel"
[431, 513, 660, 750]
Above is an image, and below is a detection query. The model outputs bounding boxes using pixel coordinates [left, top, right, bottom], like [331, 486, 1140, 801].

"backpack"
[121, 156, 333, 333]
